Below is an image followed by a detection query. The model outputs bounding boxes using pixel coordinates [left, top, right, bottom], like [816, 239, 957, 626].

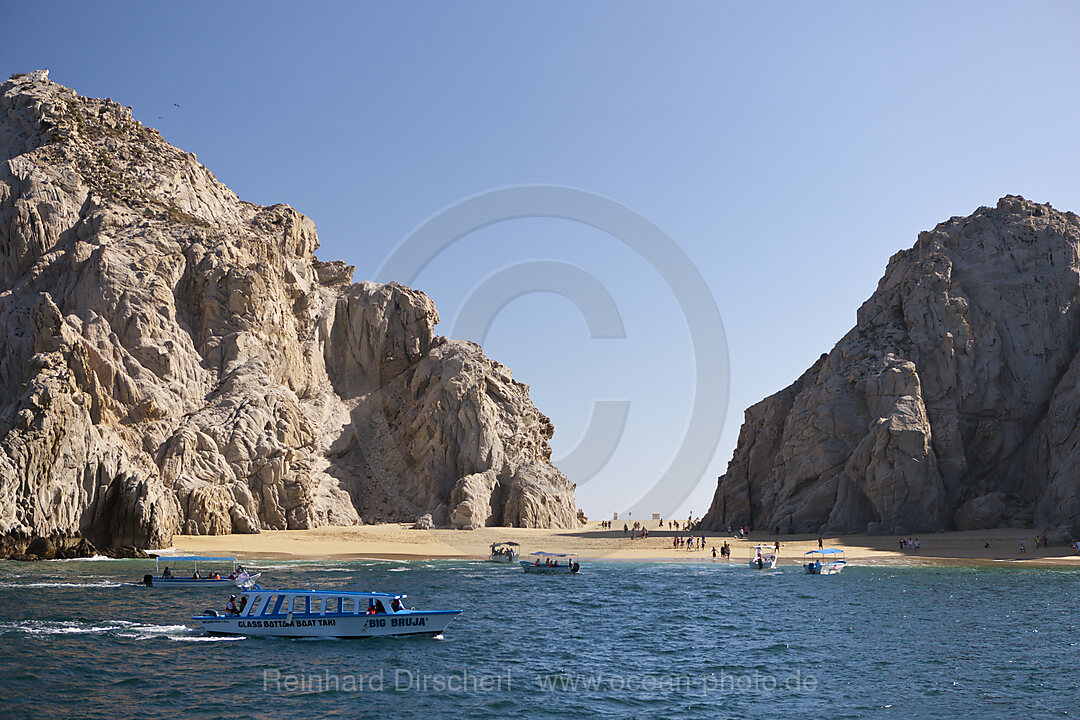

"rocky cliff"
[0, 70, 576, 557]
[703, 195, 1080, 539]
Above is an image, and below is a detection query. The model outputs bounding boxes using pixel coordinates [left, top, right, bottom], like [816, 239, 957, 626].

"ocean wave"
[0, 619, 196, 640]
[0, 581, 124, 588]
[52, 555, 115, 562]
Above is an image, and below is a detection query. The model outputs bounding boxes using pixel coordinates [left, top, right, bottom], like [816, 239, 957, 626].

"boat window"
[310, 597, 323, 615]
[325, 597, 339, 614]
[243, 594, 260, 616]
[341, 598, 354, 614]
[292, 596, 309, 614]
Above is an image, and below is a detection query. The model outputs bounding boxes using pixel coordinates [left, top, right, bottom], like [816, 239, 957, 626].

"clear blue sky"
[6, 2, 1080, 520]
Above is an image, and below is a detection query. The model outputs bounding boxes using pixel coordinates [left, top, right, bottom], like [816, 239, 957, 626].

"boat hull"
[748, 556, 777, 570]
[144, 577, 243, 588]
[488, 554, 518, 563]
[520, 561, 578, 574]
[805, 562, 845, 575]
[194, 610, 461, 638]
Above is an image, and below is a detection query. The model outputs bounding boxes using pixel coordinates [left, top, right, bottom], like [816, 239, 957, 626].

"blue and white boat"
[521, 551, 580, 574]
[804, 549, 846, 574]
[193, 589, 462, 638]
[141, 556, 260, 588]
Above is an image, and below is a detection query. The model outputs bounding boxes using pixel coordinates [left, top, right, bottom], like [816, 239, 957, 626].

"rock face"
[0, 71, 576, 555]
[703, 195, 1080, 539]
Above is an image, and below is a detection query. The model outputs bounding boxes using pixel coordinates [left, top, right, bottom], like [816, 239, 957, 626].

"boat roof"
[158, 556, 236, 562]
[805, 549, 845, 555]
[242, 588, 406, 599]
[493, 541, 520, 546]
[529, 551, 574, 557]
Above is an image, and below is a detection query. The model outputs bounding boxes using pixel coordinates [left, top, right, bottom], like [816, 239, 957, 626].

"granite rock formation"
[0, 71, 575, 556]
[703, 195, 1080, 539]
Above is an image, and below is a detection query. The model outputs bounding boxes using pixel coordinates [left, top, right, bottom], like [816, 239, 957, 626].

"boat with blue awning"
[193, 588, 461, 638]
[804, 549, 846, 574]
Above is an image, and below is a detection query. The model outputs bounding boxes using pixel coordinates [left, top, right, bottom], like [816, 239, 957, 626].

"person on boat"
[367, 602, 378, 615]
[226, 595, 239, 615]
[161, 566, 172, 578]
[390, 598, 403, 612]
[535, 558, 541, 566]
[192, 570, 200, 579]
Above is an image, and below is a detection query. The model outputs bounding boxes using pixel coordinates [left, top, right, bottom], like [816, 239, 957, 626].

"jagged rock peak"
[0, 71, 576, 556]
[702, 195, 1080, 540]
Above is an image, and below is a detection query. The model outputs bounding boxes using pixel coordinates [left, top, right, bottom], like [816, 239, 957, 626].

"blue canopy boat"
[521, 551, 580, 574]
[193, 588, 461, 638]
[141, 556, 260, 588]
[804, 549, 847, 575]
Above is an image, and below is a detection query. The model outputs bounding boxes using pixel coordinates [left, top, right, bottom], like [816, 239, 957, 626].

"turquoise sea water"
[0, 557, 1076, 719]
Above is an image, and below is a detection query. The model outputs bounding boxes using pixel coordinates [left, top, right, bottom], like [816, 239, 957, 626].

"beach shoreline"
[168, 523, 1080, 568]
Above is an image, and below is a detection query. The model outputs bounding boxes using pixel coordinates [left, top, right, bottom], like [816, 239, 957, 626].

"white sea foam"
[0, 581, 124, 588]
[0, 619, 197, 639]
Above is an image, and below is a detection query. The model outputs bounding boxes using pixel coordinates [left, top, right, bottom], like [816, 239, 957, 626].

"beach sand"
[169, 523, 1080, 567]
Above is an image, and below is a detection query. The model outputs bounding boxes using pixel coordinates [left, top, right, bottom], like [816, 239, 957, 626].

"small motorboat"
[140, 556, 260, 589]
[193, 589, 461, 638]
[488, 541, 520, 563]
[521, 551, 580, 574]
[748, 546, 777, 570]
[804, 549, 846, 574]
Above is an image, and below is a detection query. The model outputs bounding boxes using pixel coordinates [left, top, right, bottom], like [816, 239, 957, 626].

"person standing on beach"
[818, 537, 823, 549]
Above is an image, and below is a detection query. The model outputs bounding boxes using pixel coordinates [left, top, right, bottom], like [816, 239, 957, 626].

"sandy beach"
[168, 523, 1080, 568]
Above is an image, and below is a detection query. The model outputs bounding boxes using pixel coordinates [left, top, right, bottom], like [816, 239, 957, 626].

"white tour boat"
[748, 546, 778, 570]
[141, 556, 260, 589]
[488, 541, 520, 563]
[193, 589, 461, 638]
[521, 551, 580, 574]
[804, 548, 847, 574]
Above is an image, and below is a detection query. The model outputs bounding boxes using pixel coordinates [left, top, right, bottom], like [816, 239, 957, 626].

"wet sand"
[168, 523, 1080, 567]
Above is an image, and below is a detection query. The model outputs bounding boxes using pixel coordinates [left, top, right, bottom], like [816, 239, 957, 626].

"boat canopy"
[243, 588, 406, 599]
[804, 549, 845, 556]
[529, 551, 573, 557]
[493, 542, 520, 547]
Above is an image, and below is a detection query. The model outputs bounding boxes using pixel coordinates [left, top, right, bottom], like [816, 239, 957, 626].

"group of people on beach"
[712, 541, 732, 559]
[898, 537, 920, 551]
[671, 534, 707, 550]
